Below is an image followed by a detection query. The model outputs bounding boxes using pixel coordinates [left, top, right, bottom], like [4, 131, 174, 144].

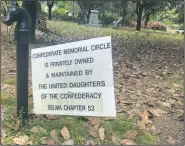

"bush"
[102, 12, 118, 27]
[149, 22, 167, 31]
[177, 25, 184, 30]
[102, 16, 115, 26]
[124, 19, 132, 27]
[53, 8, 66, 16]
[57, 1, 65, 8]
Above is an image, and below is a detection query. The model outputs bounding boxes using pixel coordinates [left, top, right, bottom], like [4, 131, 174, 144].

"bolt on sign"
[31, 36, 116, 117]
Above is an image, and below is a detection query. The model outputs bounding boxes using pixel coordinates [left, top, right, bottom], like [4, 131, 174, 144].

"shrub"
[102, 16, 115, 26]
[53, 8, 66, 16]
[102, 12, 118, 27]
[149, 22, 167, 31]
[124, 19, 132, 27]
[177, 25, 184, 30]
[57, 1, 65, 8]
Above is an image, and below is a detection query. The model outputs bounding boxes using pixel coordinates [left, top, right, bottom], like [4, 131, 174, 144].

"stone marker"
[87, 10, 100, 27]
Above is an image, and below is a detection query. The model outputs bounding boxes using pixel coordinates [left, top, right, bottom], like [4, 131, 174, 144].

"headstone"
[31, 36, 116, 117]
[113, 20, 117, 28]
[87, 10, 100, 27]
[68, 12, 72, 17]
[117, 17, 123, 25]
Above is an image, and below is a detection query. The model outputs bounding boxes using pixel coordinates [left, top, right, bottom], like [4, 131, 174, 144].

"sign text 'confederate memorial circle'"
[31, 36, 116, 117]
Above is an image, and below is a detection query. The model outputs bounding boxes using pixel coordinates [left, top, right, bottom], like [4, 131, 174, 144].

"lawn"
[1, 20, 183, 145]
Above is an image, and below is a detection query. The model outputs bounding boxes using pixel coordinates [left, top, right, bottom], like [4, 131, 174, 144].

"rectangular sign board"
[31, 36, 116, 117]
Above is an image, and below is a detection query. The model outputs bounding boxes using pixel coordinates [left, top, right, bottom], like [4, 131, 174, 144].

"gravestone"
[117, 17, 123, 24]
[113, 17, 123, 28]
[87, 10, 100, 27]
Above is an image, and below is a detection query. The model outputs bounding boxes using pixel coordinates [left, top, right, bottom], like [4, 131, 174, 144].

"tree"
[175, 2, 184, 24]
[143, 0, 169, 28]
[112, 0, 129, 26]
[47, 0, 54, 20]
[77, 0, 106, 24]
[132, 0, 175, 30]
[22, 1, 37, 43]
[134, 0, 147, 31]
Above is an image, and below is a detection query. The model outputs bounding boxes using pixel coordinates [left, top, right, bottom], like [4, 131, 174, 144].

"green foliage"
[102, 115, 137, 140]
[175, 2, 184, 24]
[57, 1, 65, 8]
[1, 93, 16, 107]
[41, 4, 45, 12]
[53, 8, 66, 16]
[5, 78, 16, 85]
[124, 18, 133, 27]
[170, 24, 184, 30]
[133, 130, 156, 144]
[17, 1, 22, 6]
[178, 25, 184, 30]
[102, 12, 118, 26]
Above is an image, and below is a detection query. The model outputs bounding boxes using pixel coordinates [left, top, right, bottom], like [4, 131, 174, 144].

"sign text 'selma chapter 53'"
[31, 36, 116, 117]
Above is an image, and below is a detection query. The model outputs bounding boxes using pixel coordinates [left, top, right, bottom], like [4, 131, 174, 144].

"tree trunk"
[120, 8, 126, 26]
[78, 1, 87, 24]
[136, 2, 143, 31]
[48, 7, 52, 20]
[22, 1, 37, 44]
[87, 3, 91, 24]
[102, 9, 105, 24]
[144, 13, 150, 28]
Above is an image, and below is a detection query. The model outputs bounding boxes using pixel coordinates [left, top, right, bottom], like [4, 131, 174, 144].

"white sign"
[31, 36, 116, 117]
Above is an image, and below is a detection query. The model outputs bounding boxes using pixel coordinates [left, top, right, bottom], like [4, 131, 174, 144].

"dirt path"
[1, 22, 184, 145]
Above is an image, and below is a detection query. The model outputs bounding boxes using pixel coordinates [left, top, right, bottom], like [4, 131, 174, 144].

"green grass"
[47, 20, 183, 44]
[133, 130, 156, 144]
[1, 93, 16, 107]
[2, 95, 156, 145]
[102, 115, 137, 140]
[5, 78, 16, 86]
[101, 115, 156, 144]
[4, 20, 182, 145]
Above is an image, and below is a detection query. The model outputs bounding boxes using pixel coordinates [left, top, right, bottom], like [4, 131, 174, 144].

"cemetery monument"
[87, 10, 100, 27]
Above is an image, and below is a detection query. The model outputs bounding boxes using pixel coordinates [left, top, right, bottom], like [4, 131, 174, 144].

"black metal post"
[3, 4, 32, 125]
[16, 43, 29, 122]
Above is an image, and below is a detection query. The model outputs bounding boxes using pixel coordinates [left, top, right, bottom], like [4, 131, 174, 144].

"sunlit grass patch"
[5, 78, 16, 86]
[1, 93, 16, 107]
[101, 114, 156, 145]
[133, 130, 156, 144]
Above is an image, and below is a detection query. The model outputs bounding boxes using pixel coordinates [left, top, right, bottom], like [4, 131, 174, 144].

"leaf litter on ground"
[29, 126, 47, 134]
[87, 117, 101, 126]
[50, 129, 58, 141]
[148, 109, 168, 117]
[98, 127, 105, 140]
[112, 136, 121, 145]
[45, 115, 57, 120]
[137, 111, 149, 129]
[89, 125, 98, 138]
[121, 139, 137, 145]
[13, 135, 32, 145]
[61, 126, 70, 140]
[124, 130, 137, 139]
